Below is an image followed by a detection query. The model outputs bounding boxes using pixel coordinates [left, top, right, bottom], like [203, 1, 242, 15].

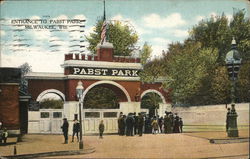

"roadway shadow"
[0, 142, 17, 146]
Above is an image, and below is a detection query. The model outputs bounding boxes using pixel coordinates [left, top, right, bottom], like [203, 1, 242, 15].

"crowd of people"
[117, 111, 184, 136]
[60, 111, 184, 143]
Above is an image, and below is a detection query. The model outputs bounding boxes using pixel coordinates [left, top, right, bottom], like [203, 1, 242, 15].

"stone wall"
[171, 103, 249, 132]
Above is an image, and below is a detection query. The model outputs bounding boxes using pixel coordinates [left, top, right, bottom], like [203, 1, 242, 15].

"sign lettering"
[71, 67, 140, 77]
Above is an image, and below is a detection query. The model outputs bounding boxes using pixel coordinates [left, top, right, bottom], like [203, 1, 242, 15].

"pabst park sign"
[71, 67, 140, 77]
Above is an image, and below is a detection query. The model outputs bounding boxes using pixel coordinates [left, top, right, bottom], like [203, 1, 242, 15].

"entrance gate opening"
[83, 109, 119, 134]
[82, 83, 125, 134]
[39, 109, 63, 134]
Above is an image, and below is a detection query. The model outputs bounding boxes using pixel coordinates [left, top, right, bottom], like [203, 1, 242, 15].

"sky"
[0, 0, 249, 73]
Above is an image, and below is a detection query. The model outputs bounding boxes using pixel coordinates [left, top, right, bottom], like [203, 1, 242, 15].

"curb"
[183, 133, 250, 144]
[209, 137, 249, 144]
[3, 147, 95, 159]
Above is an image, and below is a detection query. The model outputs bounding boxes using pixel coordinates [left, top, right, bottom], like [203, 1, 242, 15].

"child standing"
[2, 128, 8, 144]
[151, 117, 159, 134]
[99, 120, 104, 139]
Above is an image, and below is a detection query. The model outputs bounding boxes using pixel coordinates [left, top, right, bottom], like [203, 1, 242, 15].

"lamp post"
[225, 37, 242, 137]
[76, 81, 84, 149]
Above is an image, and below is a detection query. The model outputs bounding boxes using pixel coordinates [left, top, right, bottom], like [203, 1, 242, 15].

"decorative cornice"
[25, 72, 65, 80]
[66, 75, 140, 81]
[25, 72, 141, 81]
[61, 60, 142, 69]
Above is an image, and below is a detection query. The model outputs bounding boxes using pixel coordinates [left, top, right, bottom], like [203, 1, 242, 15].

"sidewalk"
[184, 129, 249, 144]
[0, 134, 95, 158]
[0, 130, 248, 159]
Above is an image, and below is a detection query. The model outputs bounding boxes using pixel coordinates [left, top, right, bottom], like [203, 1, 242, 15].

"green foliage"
[237, 61, 250, 102]
[190, 9, 250, 63]
[163, 42, 218, 105]
[210, 66, 231, 104]
[84, 87, 119, 109]
[139, 43, 161, 83]
[140, 42, 152, 66]
[141, 92, 162, 109]
[40, 99, 63, 109]
[86, 19, 138, 56]
[19, 62, 32, 86]
[145, 10, 250, 106]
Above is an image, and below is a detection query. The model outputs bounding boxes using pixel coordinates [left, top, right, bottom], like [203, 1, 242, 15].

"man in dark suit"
[137, 113, 144, 136]
[72, 119, 80, 142]
[61, 118, 69, 144]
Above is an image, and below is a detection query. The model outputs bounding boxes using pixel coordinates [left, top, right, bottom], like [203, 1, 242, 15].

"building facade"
[26, 42, 171, 134]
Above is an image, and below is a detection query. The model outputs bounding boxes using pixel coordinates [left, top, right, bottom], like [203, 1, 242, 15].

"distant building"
[0, 67, 31, 134]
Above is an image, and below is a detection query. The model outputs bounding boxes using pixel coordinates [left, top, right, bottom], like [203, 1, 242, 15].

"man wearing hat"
[72, 119, 80, 142]
[61, 118, 69, 144]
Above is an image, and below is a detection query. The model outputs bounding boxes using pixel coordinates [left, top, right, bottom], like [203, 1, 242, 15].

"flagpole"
[103, 0, 106, 21]
[101, 0, 106, 45]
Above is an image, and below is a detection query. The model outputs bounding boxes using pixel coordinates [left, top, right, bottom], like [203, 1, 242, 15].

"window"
[40, 112, 49, 118]
[85, 112, 100, 118]
[53, 112, 62, 118]
[103, 112, 117, 118]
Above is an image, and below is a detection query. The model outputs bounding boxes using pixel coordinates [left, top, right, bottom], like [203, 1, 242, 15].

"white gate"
[39, 109, 63, 134]
[83, 109, 119, 134]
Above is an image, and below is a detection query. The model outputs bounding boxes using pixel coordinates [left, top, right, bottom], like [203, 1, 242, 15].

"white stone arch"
[36, 89, 66, 102]
[82, 80, 131, 102]
[140, 89, 166, 104]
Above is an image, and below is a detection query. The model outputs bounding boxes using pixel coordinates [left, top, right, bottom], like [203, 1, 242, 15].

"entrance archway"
[36, 89, 65, 102]
[141, 89, 166, 104]
[140, 89, 165, 117]
[35, 89, 65, 134]
[82, 81, 130, 133]
[82, 80, 131, 102]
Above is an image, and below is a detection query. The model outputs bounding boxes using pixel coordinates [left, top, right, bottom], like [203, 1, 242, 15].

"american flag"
[100, 20, 106, 44]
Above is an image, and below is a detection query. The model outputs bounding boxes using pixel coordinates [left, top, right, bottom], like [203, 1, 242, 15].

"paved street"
[45, 132, 249, 159]
[0, 131, 249, 159]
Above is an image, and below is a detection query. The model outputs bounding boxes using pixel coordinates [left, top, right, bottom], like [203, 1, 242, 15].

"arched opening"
[140, 90, 164, 117]
[84, 86, 119, 109]
[36, 89, 65, 109]
[83, 81, 130, 109]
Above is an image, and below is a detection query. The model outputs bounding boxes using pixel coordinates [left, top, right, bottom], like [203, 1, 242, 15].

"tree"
[84, 87, 119, 109]
[19, 62, 32, 93]
[86, 19, 138, 56]
[144, 10, 250, 106]
[190, 9, 250, 63]
[40, 99, 63, 109]
[141, 92, 162, 117]
[162, 42, 218, 106]
[140, 42, 152, 66]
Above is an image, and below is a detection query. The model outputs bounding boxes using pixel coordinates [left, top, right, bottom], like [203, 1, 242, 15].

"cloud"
[2, 49, 64, 72]
[55, 15, 68, 20]
[0, 30, 6, 36]
[143, 13, 186, 29]
[30, 15, 41, 20]
[151, 45, 168, 59]
[195, 15, 205, 23]
[226, 14, 233, 22]
[194, 12, 233, 24]
[84, 26, 95, 36]
[32, 29, 51, 40]
[172, 29, 189, 38]
[209, 12, 217, 18]
[111, 14, 150, 35]
[150, 37, 171, 59]
[152, 37, 171, 46]
[73, 14, 86, 20]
